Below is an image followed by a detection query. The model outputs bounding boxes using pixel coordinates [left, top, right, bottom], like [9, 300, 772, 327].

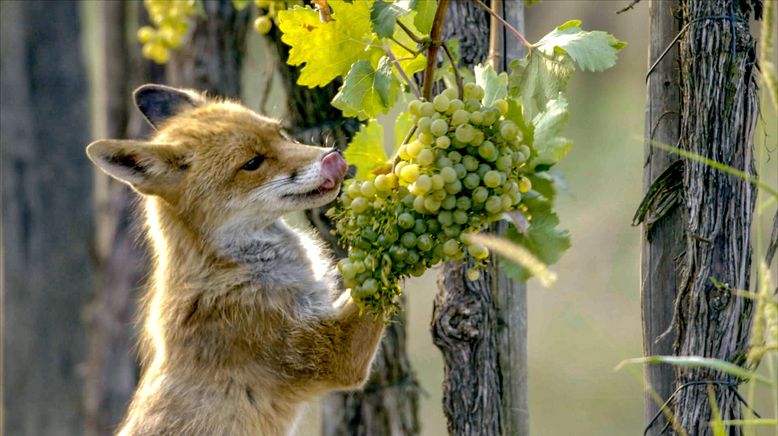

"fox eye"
[241, 156, 264, 171]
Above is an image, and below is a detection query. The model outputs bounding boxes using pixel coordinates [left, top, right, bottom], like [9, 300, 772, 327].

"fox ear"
[133, 84, 205, 130]
[86, 139, 190, 197]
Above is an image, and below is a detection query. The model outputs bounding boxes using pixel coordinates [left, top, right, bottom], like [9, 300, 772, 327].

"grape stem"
[421, 0, 450, 100]
[471, 0, 532, 51]
[312, 0, 333, 22]
[384, 46, 421, 99]
[397, 20, 423, 43]
[441, 42, 464, 99]
[390, 36, 417, 56]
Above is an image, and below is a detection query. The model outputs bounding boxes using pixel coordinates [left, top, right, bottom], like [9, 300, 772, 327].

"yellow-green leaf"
[344, 119, 388, 180]
[332, 57, 399, 120]
[278, 1, 378, 88]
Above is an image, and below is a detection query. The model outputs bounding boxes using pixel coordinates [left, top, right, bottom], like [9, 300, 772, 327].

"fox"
[86, 84, 386, 436]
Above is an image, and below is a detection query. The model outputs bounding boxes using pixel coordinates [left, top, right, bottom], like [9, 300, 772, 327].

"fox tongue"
[320, 152, 348, 190]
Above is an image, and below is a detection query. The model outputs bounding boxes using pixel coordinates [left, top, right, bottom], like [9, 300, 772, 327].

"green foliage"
[474, 64, 508, 107]
[332, 58, 398, 120]
[277, 1, 377, 87]
[274, 3, 624, 312]
[502, 190, 570, 283]
[343, 119, 387, 180]
[510, 20, 625, 116]
[529, 95, 572, 169]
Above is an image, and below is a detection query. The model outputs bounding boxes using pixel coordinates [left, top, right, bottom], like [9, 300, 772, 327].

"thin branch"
[397, 20, 423, 43]
[312, 0, 332, 22]
[421, 0, 450, 100]
[616, 0, 642, 14]
[471, 0, 531, 50]
[384, 46, 420, 99]
[441, 42, 463, 99]
[390, 36, 416, 56]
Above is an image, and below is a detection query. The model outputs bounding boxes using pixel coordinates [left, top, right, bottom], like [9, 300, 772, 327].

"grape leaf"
[475, 64, 508, 107]
[501, 194, 571, 283]
[371, 0, 411, 38]
[344, 119, 387, 180]
[278, 1, 378, 88]
[509, 20, 625, 115]
[332, 57, 399, 120]
[411, 0, 437, 34]
[529, 95, 572, 170]
[394, 107, 414, 150]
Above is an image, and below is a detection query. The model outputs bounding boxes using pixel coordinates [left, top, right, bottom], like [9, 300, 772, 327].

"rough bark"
[638, 1, 684, 434]
[166, 0, 251, 98]
[81, 3, 161, 434]
[672, 0, 759, 433]
[265, 19, 421, 436]
[1, 1, 92, 434]
[432, 2, 528, 435]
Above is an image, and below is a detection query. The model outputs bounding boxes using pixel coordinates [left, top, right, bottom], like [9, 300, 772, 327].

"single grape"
[254, 16, 273, 34]
[419, 102, 435, 117]
[483, 170, 501, 188]
[400, 164, 420, 183]
[433, 94, 450, 113]
[430, 119, 449, 137]
[398, 212, 415, 229]
[417, 148, 435, 166]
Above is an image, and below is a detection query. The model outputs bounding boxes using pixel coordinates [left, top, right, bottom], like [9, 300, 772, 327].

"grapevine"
[138, 0, 625, 316]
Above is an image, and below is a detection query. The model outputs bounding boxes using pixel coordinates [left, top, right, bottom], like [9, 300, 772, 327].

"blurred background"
[2, 1, 775, 435]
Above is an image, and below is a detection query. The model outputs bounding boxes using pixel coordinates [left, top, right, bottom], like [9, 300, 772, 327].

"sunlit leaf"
[343, 119, 388, 180]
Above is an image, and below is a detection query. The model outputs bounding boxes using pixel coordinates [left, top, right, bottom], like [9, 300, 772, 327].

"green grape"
[441, 195, 457, 210]
[361, 180, 377, 197]
[437, 211, 453, 227]
[496, 154, 512, 172]
[417, 117, 432, 133]
[500, 121, 518, 141]
[467, 243, 489, 260]
[430, 174, 445, 191]
[433, 94, 450, 113]
[137, 26, 155, 43]
[448, 151, 462, 163]
[254, 16, 273, 34]
[519, 176, 532, 193]
[413, 195, 427, 213]
[478, 141, 497, 161]
[442, 87, 458, 99]
[466, 268, 481, 281]
[443, 239, 460, 257]
[419, 102, 435, 117]
[485, 196, 503, 214]
[494, 99, 509, 115]
[450, 109, 470, 126]
[419, 132, 435, 145]
[417, 149, 435, 166]
[446, 99, 464, 115]
[445, 179, 463, 194]
[374, 174, 390, 191]
[483, 170, 501, 188]
[440, 166, 457, 183]
[464, 98, 481, 112]
[435, 136, 451, 149]
[463, 173, 480, 190]
[472, 186, 488, 203]
[400, 164, 420, 183]
[408, 100, 421, 116]
[456, 196, 471, 210]
[462, 155, 478, 172]
[413, 219, 427, 234]
[417, 234, 434, 252]
[424, 197, 441, 213]
[469, 111, 484, 125]
[398, 212, 415, 229]
[453, 210, 469, 225]
[401, 232, 417, 248]
[430, 119, 449, 137]
[351, 197, 369, 213]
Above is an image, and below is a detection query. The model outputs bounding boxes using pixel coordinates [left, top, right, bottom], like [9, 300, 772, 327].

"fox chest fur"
[87, 85, 384, 436]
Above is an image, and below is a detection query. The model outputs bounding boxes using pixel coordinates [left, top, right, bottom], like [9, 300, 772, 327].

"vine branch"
[384, 46, 421, 99]
[441, 42, 463, 99]
[397, 20, 423, 43]
[472, 0, 531, 50]
[421, 0, 450, 100]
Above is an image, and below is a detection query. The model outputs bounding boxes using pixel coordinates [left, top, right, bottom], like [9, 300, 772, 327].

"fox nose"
[320, 151, 348, 190]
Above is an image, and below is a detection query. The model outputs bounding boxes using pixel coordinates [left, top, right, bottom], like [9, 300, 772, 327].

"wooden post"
[639, 1, 683, 433]
[432, 1, 528, 434]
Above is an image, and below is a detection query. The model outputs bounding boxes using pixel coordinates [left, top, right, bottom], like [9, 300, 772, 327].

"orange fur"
[87, 86, 384, 436]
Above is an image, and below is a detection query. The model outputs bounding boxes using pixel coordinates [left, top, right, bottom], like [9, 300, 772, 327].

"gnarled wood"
[673, 0, 759, 433]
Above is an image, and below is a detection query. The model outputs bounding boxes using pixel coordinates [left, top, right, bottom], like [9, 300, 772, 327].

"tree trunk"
[81, 3, 163, 434]
[166, 0, 250, 98]
[672, 0, 759, 433]
[1, 1, 92, 434]
[265, 20, 421, 436]
[638, 1, 684, 434]
[431, 2, 528, 435]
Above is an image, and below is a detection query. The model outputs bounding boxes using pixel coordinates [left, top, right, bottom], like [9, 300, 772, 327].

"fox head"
[87, 84, 348, 247]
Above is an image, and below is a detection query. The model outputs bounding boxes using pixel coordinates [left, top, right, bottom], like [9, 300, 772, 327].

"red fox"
[86, 84, 385, 435]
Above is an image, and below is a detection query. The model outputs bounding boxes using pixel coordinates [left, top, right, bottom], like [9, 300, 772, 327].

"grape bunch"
[330, 83, 534, 315]
[137, 0, 199, 64]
